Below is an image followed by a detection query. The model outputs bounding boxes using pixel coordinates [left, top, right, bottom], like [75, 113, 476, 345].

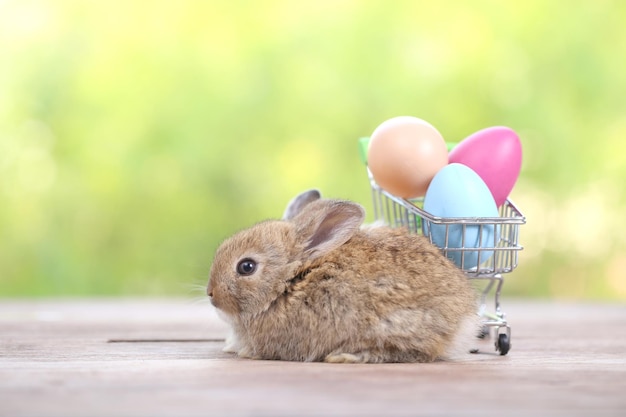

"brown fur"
[208, 194, 477, 363]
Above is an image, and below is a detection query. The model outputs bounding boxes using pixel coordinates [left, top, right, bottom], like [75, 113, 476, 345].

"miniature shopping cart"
[359, 138, 526, 355]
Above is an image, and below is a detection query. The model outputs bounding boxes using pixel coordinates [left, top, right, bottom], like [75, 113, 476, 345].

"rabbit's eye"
[236, 258, 257, 276]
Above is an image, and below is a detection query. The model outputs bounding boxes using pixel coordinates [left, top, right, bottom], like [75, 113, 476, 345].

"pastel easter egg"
[448, 126, 522, 207]
[367, 116, 448, 199]
[422, 163, 499, 269]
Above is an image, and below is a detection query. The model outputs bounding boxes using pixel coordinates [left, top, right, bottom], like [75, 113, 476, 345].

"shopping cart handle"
[358, 137, 370, 165]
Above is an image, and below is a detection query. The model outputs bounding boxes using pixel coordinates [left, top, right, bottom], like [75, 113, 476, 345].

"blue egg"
[422, 163, 499, 269]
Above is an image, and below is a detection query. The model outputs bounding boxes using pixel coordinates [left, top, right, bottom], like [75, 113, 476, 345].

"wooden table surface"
[1, 298, 625, 417]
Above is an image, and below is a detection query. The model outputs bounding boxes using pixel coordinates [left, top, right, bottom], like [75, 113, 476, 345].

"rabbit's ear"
[282, 189, 322, 220]
[296, 201, 365, 260]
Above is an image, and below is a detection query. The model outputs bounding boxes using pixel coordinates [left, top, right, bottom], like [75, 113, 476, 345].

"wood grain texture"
[1, 298, 625, 417]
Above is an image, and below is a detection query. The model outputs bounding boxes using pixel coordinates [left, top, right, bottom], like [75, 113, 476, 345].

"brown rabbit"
[207, 190, 478, 363]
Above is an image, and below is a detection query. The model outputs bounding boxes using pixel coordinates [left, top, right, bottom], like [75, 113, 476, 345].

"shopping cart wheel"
[497, 333, 510, 355]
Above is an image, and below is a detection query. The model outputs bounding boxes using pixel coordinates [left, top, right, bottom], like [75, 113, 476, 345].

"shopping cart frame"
[366, 169, 525, 355]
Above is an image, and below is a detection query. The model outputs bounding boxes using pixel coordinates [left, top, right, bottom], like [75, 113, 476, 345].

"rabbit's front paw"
[222, 344, 238, 353]
[222, 341, 238, 353]
[222, 333, 240, 353]
[236, 346, 263, 360]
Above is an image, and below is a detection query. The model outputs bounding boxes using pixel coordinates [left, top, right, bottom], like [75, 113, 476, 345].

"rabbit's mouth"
[208, 284, 239, 315]
[208, 293, 220, 309]
[209, 293, 240, 316]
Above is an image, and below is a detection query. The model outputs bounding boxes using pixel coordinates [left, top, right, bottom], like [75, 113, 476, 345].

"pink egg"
[448, 126, 522, 207]
[367, 116, 448, 199]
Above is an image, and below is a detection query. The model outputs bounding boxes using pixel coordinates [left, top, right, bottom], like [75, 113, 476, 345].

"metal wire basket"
[360, 138, 526, 355]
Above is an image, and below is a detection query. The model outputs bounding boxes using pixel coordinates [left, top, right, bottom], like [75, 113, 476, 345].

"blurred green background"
[1, 0, 625, 299]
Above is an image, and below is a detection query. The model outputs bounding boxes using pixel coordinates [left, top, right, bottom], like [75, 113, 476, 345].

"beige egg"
[368, 116, 448, 198]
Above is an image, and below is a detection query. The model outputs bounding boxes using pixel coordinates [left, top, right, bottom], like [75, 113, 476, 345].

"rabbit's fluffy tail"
[443, 314, 483, 360]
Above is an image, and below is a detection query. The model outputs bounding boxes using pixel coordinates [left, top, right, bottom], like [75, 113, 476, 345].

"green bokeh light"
[1, 0, 625, 299]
